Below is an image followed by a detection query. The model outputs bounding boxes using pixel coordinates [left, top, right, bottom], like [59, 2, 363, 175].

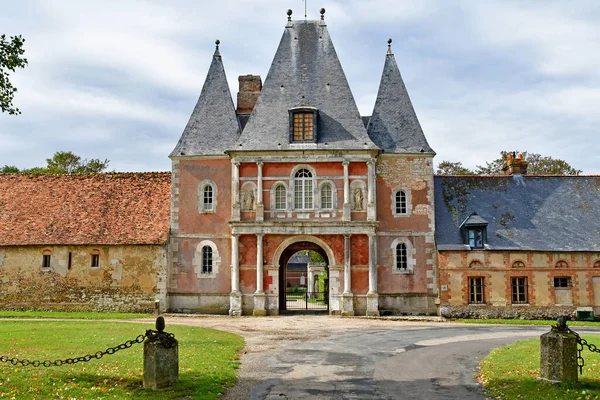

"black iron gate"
[285, 291, 328, 311]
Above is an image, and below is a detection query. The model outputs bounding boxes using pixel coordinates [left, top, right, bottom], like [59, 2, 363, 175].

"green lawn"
[0, 320, 244, 399]
[457, 318, 600, 327]
[479, 335, 600, 399]
[0, 311, 152, 319]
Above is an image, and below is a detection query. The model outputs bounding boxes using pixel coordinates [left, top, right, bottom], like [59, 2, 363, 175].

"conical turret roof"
[233, 19, 378, 151]
[367, 44, 434, 154]
[170, 45, 240, 157]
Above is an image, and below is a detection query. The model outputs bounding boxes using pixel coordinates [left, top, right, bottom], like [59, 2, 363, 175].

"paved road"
[163, 316, 599, 400]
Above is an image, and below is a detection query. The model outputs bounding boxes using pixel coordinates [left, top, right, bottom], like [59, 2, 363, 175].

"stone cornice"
[229, 220, 379, 235]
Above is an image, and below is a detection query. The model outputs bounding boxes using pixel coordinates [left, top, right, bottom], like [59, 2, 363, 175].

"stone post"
[341, 234, 354, 316]
[143, 316, 179, 390]
[230, 234, 242, 316]
[342, 160, 351, 221]
[366, 233, 379, 316]
[367, 160, 376, 221]
[253, 233, 267, 316]
[256, 162, 264, 221]
[538, 318, 578, 383]
[232, 161, 241, 221]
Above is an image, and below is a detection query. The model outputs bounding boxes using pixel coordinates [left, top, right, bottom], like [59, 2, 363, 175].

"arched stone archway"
[275, 237, 333, 313]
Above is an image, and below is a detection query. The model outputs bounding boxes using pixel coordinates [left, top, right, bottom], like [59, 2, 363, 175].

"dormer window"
[468, 228, 484, 249]
[289, 106, 318, 143]
[460, 212, 488, 250]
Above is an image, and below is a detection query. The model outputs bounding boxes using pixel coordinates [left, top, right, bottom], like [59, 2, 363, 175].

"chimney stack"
[503, 152, 528, 175]
[237, 75, 262, 115]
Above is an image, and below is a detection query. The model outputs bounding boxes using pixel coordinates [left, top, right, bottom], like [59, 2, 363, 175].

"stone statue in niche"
[243, 189, 255, 211]
[353, 188, 364, 211]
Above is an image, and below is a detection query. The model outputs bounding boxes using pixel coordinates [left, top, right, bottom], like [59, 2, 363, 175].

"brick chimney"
[503, 152, 528, 175]
[237, 75, 262, 115]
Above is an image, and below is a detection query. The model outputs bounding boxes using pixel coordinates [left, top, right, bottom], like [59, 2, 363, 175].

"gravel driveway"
[160, 315, 555, 400]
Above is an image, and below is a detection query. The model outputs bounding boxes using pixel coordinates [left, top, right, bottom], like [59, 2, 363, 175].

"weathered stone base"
[341, 293, 354, 316]
[229, 292, 242, 317]
[366, 292, 380, 316]
[539, 329, 578, 382]
[253, 292, 267, 316]
[440, 305, 577, 320]
[378, 293, 438, 316]
[167, 293, 229, 314]
[143, 339, 179, 389]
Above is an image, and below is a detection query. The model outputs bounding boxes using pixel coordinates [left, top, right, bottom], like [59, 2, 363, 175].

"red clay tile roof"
[0, 172, 171, 246]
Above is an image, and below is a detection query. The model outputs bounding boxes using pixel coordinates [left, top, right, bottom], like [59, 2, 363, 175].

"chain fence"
[564, 325, 600, 374]
[0, 318, 176, 368]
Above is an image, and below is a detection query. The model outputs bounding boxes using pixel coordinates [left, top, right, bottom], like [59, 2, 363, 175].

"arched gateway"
[277, 240, 330, 313]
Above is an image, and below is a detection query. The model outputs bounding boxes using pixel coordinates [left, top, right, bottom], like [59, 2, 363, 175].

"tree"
[437, 151, 581, 176]
[436, 161, 474, 175]
[46, 151, 110, 174]
[0, 165, 19, 174]
[0, 34, 28, 115]
[0, 151, 110, 174]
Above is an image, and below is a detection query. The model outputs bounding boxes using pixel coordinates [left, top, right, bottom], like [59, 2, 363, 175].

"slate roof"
[435, 175, 600, 251]
[233, 20, 379, 151]
[367, 48, 434, 154]
[0, 173, 171, 246]
[171, 47, 240, 157]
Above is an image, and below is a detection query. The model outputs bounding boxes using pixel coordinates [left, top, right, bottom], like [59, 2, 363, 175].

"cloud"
[0, 0, 598, 174]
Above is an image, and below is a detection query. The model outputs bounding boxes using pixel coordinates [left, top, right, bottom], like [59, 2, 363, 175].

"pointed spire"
[170, 41, 240, 157]
[367, 44, 434, 154]
[235, 19, 378, 151]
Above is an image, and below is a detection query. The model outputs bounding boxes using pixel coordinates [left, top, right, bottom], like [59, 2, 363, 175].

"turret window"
[293, 113, 314, 141]
[289, 107, 318, 143]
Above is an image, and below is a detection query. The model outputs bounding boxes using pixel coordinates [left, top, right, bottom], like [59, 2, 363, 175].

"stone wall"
[0, 244, 166, 312]
[440, 305, 577, 320]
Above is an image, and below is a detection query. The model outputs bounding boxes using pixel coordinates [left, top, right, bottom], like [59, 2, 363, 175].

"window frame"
[512, 260, 526, 268]
[391, 186, 411, 217]
[198, 179, 217, 214]
[467, 228, 484, 249]
[511, 277, 528, 304]
[41, 251, 51, 270]
[554, 277, 572, 288]
[201, 245, 213, 274]
[293, 168, 314, 210]
[555, 260, 569, 268]
[320, 182, 333, 210]
[391, 238, 414, 274]
[395, 243, 408, 271]
[274, 184, 287, 210]
[469, 277, 485, 304]
[289, 107, 318, 143]
[194, 240, 221, 278]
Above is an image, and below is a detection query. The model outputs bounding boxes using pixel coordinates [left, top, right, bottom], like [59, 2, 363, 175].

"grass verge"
[479, 335, 600, 400]
[456, 318, 600, 327]
[0, 311, 152, 319]
[0, 320, 244, 399]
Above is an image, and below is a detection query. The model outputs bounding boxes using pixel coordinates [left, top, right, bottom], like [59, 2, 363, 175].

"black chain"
[0, 328, 176, 368]
[563, 326, 600, 374]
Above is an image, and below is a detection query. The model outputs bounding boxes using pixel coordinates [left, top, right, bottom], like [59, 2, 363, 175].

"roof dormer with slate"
[367, 39, 434, 155]
[233, 10, 378, 152]
[170, 40, 240, 157]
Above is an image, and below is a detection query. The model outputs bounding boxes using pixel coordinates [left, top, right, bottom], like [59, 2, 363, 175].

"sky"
[1, 0, 599, 174]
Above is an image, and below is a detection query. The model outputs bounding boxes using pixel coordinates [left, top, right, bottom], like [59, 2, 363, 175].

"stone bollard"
[538, 317, 578, 383]
[143, 316, 179, 390]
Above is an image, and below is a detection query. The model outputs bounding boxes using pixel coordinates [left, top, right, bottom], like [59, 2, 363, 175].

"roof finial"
[287, 9, 292, 21]
[320, 8, 326, 20]
[387, 38, 393, 55]
[215, 39, 220, 51]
